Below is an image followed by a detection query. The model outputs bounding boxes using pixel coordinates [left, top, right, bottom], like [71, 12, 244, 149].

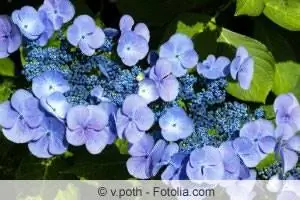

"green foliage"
[235, 0, 264, 16]
[217, 28, 275, 103]
[0, 58, 15, 77]
[264, 0, 300, 31]
[256, 153, 276, 170]
[273, 62, 300, 96]
[262, 105, 276, 120]
[0, 79, 14, 103]
[115, 139, 129, 155]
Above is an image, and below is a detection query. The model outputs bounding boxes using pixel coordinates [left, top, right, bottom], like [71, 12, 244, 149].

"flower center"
[81, 35, 86, 39]
[54, 10, 58, 14]
[282, 114, 290, 122]
[24, 25, 28, 29]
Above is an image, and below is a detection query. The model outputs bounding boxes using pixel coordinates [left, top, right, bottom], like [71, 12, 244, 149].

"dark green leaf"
[0, 79, 14, 103]
[115, 139, 129, 155]
[256, 153, 276, 170]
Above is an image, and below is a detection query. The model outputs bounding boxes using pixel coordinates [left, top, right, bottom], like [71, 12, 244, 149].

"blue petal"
[287, 136, 300, 153]
[146, 139, 167, 177]
[119, 15, 134, 32]
[122, 94, 148, 117]
[128, 134, 154, 157]
[138, 79, 159, 103]
[28, 135, 52, 158]
[133, 23, 150, 42]
[159, 75, 179, 102]
[126, 157, 149, 179]
[0, 101, 19, 129]
[133, 106, 155, 131]
[10, 89, 33, 113]
[280, 147, 298, 173]
[238, 57, 254, 90]
[85, 129, 110, 154]
[124, 122, 145, 143]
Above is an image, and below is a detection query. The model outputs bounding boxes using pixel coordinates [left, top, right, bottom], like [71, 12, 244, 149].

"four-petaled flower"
[32, 70, 70, 99]
[0, 89, 45, 143]
[138, 59, 179, 103]
[274, 93, 300, 131]
[230, 46, 254, 90]
[67, 15, 105, 56]
[12, 6, 45, 40]
[186, 146, 224, 180]
[66, 105, 112, 154]
[28, 116, 68, 158]
[275, 125, 300, 173]
[159, 107, 194, 142]
[233, 119, 276, 167]
[159, 33, 199, 77]
[197, 55, 230, 80]
[116, 95, 155, 143]
[0, 15, 22, 58]
[117, 15, 150, 66]
[39, 0, 75, 30]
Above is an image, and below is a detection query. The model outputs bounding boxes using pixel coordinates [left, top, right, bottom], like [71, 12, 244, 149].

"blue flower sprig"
[0, 0, 298, 181]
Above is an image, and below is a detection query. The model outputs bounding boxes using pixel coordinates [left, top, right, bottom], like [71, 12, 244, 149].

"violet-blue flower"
[116, 95, 155, 143]
[275, 125, 300, 173]
[28, 116, 68, 158]
[32, 70, 70, 99]
[0, 89, 45, 143]
[274, 93, 300, 131]
[127, 135, 166, 179]
[186, 146, 224, 180]
[117, 15, 150, 66]
[219, 141, 241, 179]
[138, 59, 179, 102]
[161, 153, 189, 181]
[67, 15, 105, 56]
[36, 10, 54, 46]
[159, 33, 199, 77]
[197, 55, 230, 79]
[40, 92, 71, 120]
[159, 107, 194, 142]
[230, 46, 254, 90]
[66, 105, 112, 154]
[12, 6, 45, 40]
[0, 15, 22, 58]
[39, 0, 75, 30]
[234, 119, 276, 167]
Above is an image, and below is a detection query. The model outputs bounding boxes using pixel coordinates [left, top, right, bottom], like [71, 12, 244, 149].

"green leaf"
[0, 79, 14, 103]
[55, 184, 79, 200]
[256, 153, 276, 170]
[63, 146, 130, 180]
[115, 139, 129, 155]
[117, 0, 212, 27]
[235, 0, 264, 16]
[163, 13, 218, 59]
[217, 28, 275, 103]
[273, 62, 300, 95]
[254, 17, 297, 62]
[0, 58, 15, 77]
[264, 0, 300, 31]
[261, 105, 276, 120]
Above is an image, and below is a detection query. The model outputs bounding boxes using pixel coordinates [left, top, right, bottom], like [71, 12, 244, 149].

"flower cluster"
[0, 0, 298, 181]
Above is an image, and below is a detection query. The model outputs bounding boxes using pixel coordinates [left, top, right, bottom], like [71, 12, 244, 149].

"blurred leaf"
[0, 58, 15, 77]
[115, 139, 129, 155]
[235, 0, 264, 16]
[16, 155, 69, 179]
[163, 13, 218, 59]
[264, 0, 300, 31]
[117, 0, 212, 27]
[273, 62, 300, 96]
[262, 105, 275, 120]
[254, 17, 297, 62]
[63, 146, 130, 180]
[55, 184, 79, 200]
[0, 79, 14, 103]
[256, 153, 276, 170]
[217, 28, 275, 103]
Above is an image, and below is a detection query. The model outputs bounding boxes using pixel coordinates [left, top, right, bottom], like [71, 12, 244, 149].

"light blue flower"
[159, 33, 199, 77]
[197, 55, 230, 79]
[159, 107, 194, 142]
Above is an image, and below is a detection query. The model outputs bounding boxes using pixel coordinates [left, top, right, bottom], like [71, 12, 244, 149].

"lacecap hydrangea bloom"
[0, 0, 298, 182]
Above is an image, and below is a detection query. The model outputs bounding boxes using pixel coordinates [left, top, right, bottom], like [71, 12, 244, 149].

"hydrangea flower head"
[0, 89, 45, 143]
[116, 95, 155, 143]
[186, 146, 224, 180]
[28, 116, 68, 158]
[67, 15, 105, 56]
[197, 55, 230, 79]
[159, 107, 194, 141]
[40, 92, 71, 120]
[117, 15, 150, 66]
[0, 15, 22, 58]
[39, 0, 75, 30]
[159, 33, 199, 77]
[230, 46, 254, 90]
[66, 105, 112, 154]
[275, 125, 300, 173]
[32, 70, 70, 99]
[138, 59, 179, 102]
[274, 93, 300, 131]
[12, 6, 45, 40]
